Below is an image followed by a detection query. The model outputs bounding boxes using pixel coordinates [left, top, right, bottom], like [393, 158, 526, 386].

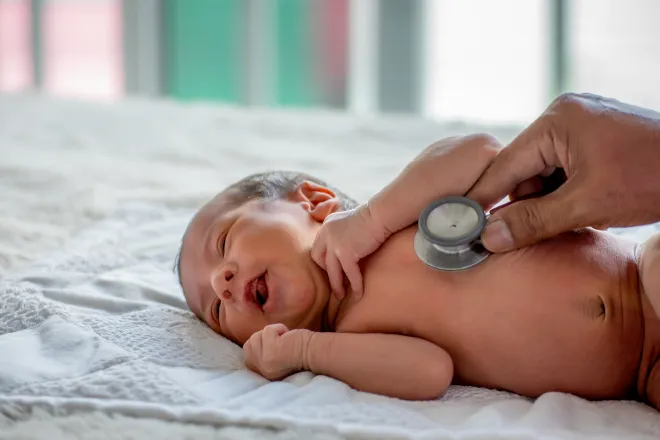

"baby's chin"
[289, 290, 332, 332]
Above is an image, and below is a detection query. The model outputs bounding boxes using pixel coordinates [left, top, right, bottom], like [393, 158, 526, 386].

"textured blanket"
[1, 94, 659, 439]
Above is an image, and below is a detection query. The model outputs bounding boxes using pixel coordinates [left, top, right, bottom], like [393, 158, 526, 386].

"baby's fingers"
[243, 340, 259, 372]
[341, 259, 363, 300]
[263, 323, 289, 337]
[326, 253, 346, 300]
[311, 237, 327, 270]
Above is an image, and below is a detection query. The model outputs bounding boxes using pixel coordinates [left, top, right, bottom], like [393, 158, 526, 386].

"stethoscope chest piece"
[414, 196, 490, 271]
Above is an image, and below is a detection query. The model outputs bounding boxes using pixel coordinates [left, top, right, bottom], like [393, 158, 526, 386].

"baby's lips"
[262, 273, 284, 314]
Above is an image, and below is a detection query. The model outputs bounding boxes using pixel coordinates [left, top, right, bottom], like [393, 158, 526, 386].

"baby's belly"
[344, 227, 645, 399]
[427, 292, 641, 399]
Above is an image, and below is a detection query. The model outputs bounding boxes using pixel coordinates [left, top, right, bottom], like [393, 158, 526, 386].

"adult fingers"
[481, 183, 581, 252]
[509, 176, 545, 201]
[467, 117, 562, 210]
[509, 167, 566, 202]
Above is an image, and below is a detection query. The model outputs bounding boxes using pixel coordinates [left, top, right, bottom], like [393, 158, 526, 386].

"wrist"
[362, 201, 392, 243]
[300, 329, 317, 371]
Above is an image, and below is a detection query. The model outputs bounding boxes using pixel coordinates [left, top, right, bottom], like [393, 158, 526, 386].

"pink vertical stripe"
[43, 0, 123, 100]
[314, 0, 348, 102]
[0, 0, 32, 91]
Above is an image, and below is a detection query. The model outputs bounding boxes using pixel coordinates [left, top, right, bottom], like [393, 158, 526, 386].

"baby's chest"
[334, 275, 454, 340]
[334, 232, 462, 337]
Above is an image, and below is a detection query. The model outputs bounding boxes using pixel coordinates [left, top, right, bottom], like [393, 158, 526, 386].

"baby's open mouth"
[244, 272, 270, 311]
[255, 274, 269, 307]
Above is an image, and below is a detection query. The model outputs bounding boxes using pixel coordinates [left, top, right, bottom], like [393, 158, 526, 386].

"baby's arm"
[304, 332, 452, 400]
[244, 325, 452, 400]
[368, 134, 501, 238]
[312, 134, 501, 298]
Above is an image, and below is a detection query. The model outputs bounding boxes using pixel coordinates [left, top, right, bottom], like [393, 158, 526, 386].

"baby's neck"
[320, 291, 348, 332]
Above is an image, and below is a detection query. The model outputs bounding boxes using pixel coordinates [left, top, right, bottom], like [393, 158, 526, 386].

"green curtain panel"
[164, 0, 242, 102]
[274, 0, 314, 106]
[162, 0, 334, 106]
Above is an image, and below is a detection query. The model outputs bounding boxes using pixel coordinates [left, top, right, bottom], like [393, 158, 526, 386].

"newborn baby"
[177, 135, 660, 409]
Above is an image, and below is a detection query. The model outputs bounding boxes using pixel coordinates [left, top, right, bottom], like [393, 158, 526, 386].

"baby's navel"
[583, 295, 607, 320]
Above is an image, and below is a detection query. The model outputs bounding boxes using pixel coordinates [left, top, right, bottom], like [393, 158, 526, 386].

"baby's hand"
[311, 204, 387, 300]
[243, 324, 312, 381]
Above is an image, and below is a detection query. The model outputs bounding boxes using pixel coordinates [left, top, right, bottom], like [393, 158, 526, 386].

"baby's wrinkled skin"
[178, 140, 660, 408]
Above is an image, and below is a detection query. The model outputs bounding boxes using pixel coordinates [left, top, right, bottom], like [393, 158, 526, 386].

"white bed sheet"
[1, 94, 660, 439]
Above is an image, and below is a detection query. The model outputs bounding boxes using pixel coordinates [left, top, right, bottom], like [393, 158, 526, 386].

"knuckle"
[336, 249, 350, 263]
[550, 93, 586, 114]
[449, 134, 503, 168]
[466, 133, 502, 153]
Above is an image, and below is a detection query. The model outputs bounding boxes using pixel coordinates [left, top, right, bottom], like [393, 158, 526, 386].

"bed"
[1, 94, 659, 440]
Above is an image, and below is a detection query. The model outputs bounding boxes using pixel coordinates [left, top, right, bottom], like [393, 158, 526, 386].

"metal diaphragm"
[414, 196, 490, 271]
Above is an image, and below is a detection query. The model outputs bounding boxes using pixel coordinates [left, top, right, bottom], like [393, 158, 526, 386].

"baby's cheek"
[227, 314, 267, 345]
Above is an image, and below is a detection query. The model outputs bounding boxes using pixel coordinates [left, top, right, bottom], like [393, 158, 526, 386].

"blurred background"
[0, 0, 659, 126]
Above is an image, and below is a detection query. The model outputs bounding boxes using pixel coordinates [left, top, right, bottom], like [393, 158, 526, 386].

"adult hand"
[467, 93, 660, 252]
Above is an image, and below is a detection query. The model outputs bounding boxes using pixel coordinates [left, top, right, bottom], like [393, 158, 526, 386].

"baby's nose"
[211, 263, 238, 298]
[222, 267, 234, 282]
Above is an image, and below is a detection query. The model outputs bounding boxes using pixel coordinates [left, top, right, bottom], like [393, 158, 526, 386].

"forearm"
[366, 134, 501, 237]
[303, 332, 453, 400]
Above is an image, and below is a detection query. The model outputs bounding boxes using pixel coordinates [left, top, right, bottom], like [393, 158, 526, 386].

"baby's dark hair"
[174, 171, 358, 286]
[222, 170, 359, 211]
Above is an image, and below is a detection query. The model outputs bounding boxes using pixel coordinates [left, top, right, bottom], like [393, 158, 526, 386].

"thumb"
[482, 190, 576, 252]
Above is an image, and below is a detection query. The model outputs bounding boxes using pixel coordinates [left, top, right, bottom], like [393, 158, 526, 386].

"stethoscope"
[414, 196, 490, 271]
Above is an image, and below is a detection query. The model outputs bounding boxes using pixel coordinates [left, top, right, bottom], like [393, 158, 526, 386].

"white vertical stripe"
[570, 0, 660, 112]
[244, 0, 275, 106]
[122, 0, 163, 96]
[348, 0, 379, 114]
[425, 0, 548, 125]
[420, 0, 435, 118]
[30, 0, 43, 88]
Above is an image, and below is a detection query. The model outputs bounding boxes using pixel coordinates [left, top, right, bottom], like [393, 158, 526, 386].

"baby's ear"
[293, 181, 341, 222]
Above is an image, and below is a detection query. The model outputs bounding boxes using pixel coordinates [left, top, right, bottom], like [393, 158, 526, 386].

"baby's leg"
[639, 234, 660, 410]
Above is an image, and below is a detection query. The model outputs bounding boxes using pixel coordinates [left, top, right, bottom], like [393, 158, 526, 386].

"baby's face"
[179, 192, 332, 345]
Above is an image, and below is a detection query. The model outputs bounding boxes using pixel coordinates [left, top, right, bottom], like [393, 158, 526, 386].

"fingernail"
[483, 219, 514, 252]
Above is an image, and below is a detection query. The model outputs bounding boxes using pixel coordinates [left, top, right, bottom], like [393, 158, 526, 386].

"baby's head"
[177, 171, 358, 344]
